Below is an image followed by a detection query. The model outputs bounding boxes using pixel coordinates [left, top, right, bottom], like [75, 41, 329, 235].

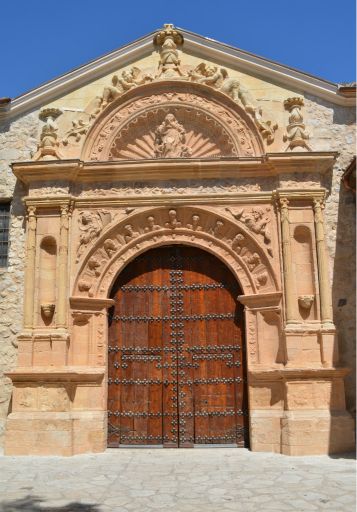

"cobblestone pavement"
[0, 449, 355, 512]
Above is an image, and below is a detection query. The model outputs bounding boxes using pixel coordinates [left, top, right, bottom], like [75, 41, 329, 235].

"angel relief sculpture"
[189, 63, 277, 143]
[101, 67, 153, 108]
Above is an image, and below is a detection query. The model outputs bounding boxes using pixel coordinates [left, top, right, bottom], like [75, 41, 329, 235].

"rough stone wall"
[0, 112, 38, 446]
[305, 96, 356, 414]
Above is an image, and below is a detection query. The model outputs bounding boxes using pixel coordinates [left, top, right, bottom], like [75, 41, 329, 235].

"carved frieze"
[78, 179, 263, 197]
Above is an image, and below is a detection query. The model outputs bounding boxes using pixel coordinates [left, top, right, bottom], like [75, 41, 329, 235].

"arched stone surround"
[4, 73, 355, 456]
[81, 81, 265, 161]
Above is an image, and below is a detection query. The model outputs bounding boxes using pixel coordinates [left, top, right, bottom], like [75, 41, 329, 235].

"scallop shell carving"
[108, 108, 237, 160]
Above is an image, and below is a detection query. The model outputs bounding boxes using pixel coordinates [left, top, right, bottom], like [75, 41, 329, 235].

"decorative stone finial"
[33, 108, 63, 160]
[153, 24, 185, 77]
[153, 23, 184, 46]
[283, 97, 311, 151]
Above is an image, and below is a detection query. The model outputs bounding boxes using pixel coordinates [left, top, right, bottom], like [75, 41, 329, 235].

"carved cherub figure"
[211, 220, 225, 238]
[102, 67, 153, 108]
[189, 63, 278, 143]
[244, 252, 261, 271]
[231, 233, 248, 255]
[227, 206, 272, 256]
[123, 224, 139, 243]
[103, 238, 118, 258]
[189, 63, 254, 107]
[88, 256, 102, 277]
[186, 214, 203, 231]
[165, 210, 182, 229]
[144, 216, 161, 232]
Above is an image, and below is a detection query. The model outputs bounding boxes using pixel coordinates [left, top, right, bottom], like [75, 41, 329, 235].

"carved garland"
[74, 207, 278, 299]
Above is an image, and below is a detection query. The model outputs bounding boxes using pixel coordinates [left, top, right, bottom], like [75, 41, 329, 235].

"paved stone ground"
[0, 449, 355, 512]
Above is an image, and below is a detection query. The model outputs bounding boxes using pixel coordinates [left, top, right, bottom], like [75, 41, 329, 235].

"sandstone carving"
[211, 220, 225, 238]
[103, 238, 119, 257]
[244, 252, 261, 271]
[283, 97, 311, 151]
[231, 233, 248, 255]
[123, 224, 139, 243]
[189, 63, 277, 144]
[101, 67, 153, 108]
[63, 118, 91, 146]
[87, 89, 260, 160]
[154, 24, 185, 78]
[226, 206, 273, 256]
[165, 210, 182, 229]
[256, 272, 268, 289]
[144, 216, 161, 232]
[78, 279, 93, 295]
[186, 215, 203, 231]
[41, 303, 55, 319]
[33, 108, 63, 161]
[154, 113, 191, 158]
[79, 180, 262, 197]
[298, 295, 315, 310]
[87, 256, 102, 277]
[76, 210, 112, 262]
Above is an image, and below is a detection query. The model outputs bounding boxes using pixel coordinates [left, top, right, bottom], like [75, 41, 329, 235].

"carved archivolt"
[82, 82, 264, 161]
[73, 206, 278, 300]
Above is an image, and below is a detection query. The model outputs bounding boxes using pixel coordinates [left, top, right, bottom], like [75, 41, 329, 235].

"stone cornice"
[12, 152, 338, 184]
[248, 366, 351, 381]
[5, 367, 105, 383]
[1, 29, 354, 122]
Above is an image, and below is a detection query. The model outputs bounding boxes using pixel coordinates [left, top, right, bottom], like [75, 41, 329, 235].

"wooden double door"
[108, 246, 247, 447]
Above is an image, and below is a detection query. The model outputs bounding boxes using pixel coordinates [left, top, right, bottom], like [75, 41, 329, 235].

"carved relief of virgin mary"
[154, 113, 192, 158]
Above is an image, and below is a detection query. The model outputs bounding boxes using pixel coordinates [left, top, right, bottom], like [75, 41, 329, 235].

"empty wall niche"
[293, 225, 317, 321]
[39, 236, 57, 326]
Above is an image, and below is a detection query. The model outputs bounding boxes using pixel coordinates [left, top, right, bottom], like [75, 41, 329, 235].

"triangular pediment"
[4, 24, 354, 163]
[1, 24, 353, 122]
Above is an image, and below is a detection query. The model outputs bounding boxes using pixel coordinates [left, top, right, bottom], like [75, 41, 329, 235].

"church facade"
[0, 25, 355, 455]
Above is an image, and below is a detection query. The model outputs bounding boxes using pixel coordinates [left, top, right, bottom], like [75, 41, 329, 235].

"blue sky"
[1, 0, 355, 98]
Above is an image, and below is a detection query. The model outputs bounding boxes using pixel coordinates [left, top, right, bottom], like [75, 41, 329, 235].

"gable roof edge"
[0, 28, 354, 121]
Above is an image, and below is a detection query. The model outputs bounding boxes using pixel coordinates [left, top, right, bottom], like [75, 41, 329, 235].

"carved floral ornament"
[74, 206, 278, 300]
[34, 24, 281, 161]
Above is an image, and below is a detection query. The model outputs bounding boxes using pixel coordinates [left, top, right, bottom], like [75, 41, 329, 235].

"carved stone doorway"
[107, 245, 248, 447]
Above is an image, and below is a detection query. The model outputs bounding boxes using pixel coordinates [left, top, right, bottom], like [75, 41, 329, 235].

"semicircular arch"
[73, 205, 278, 300]
[81, 81, 265, 161]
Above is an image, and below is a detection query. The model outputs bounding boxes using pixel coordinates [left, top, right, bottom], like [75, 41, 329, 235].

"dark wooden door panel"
[108, 246, 247, 447]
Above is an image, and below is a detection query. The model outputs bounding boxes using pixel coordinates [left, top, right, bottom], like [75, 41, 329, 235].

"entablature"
[13, 152, 337, 186]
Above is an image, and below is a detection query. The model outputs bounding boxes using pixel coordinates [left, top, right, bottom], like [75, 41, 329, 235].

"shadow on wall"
[0, 495, 100, 512]
[331, 174, 356, 417]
